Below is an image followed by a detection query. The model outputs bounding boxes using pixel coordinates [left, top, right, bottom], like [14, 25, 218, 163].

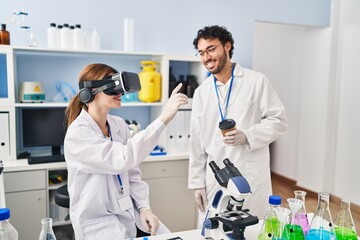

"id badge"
[117, 195, 133, 212]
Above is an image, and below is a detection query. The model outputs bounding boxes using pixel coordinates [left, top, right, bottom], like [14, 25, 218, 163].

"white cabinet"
[140, 159, 196, 231]
[4, 170, 47, 240]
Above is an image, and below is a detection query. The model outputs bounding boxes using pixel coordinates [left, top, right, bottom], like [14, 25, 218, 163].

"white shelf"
[14, 101, 163, 108]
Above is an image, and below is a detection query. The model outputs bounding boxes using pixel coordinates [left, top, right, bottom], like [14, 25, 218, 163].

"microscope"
[201, 158, 259, 240]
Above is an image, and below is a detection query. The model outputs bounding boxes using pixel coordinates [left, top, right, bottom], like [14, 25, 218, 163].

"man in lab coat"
[188, 25, 288, 227]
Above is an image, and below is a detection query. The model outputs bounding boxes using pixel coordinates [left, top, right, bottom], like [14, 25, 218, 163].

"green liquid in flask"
[335, 226, 358, 240]
[258, 217, 280, 240]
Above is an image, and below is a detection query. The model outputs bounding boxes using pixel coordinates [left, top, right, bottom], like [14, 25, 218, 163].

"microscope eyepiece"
[223, 158, 233, 167]
[209, 161, 220, 173]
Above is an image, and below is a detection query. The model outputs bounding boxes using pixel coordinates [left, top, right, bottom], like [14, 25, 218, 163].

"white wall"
[332, 0, 360, 204]
[0, 0, 331, 68]
[253, 0, 360, 205]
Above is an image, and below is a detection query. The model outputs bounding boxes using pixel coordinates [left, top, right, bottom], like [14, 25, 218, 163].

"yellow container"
[138, 61, 161, 102]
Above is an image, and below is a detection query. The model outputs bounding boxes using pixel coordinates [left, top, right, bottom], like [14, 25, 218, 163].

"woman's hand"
[140, 208, 160, 236]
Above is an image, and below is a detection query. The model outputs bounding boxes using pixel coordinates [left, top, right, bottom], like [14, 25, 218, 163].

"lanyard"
[107, 122, 124, 194]
[213, 65, 235, 121]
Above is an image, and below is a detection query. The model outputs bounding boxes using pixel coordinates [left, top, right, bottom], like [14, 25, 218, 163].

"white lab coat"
[64, 109, 169, 239]
[188, 64, 288, 224]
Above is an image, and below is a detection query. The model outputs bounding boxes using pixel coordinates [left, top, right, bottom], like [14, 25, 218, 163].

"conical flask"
[257, 195, 282, 240]
[39, 218, 57, 240]
[294, 190, 310, 235]
[305, 192, 336, 240]
[273, 207, 291, 240]
[282, 198, 305, 240]
[334, 199, 357, 240]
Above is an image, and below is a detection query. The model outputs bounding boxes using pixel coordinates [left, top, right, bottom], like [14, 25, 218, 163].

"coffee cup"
[218, 119, 236, 137]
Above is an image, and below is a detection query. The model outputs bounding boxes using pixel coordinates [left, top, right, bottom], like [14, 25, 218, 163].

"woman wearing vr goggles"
[64, 63, 188, 239]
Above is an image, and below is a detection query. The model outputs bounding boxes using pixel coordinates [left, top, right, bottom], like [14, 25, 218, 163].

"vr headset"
[78, 71, 141, 104]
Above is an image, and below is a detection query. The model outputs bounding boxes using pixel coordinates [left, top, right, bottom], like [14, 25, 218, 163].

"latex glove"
[194, 188, 208, 212]
[223, 129, 248, 145]
[140, 208, 160, 236]
[159, 83, 188, 125]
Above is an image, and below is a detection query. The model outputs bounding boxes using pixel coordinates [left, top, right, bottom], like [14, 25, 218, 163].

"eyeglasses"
[195, 44, 222, 59]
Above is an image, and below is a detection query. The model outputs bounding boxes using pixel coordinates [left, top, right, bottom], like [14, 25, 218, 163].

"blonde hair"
[65, 63, 117, 128]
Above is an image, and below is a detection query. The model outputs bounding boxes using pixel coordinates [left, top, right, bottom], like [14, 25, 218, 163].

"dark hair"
[193, 25, 235, 58]
[65, 63, 117, 127]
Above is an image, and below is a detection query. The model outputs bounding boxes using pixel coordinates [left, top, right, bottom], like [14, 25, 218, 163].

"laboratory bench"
[3, 153, 196, 240]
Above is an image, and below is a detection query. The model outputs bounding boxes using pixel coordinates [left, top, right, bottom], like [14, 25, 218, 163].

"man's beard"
[207, 50, 228, 75]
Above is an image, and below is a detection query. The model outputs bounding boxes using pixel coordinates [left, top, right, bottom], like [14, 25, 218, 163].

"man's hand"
[194, 188, 208, 212]
[223, 129, 247, 145]
[140, 208, 159, 236]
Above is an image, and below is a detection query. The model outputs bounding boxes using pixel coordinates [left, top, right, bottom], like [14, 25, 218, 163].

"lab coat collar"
[79, 109, 121, 137]
[214, 63, 244, 86]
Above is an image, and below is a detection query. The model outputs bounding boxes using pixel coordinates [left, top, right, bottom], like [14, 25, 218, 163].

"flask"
[283, 198, 305, 240]
[73, 24, 85, 50]
[293, 190, 310, 235]
[38, 218, 57, 240]
[305, 192, 336, 240]
[334, 199, 357, 240]
[258, 195, 282, 240]
[47, 23, 59, 48]
[273, 206, 292, 240]
[138, 61, 161, 102]
[0, 24, 10, 45]
[0, 208, 19, 240]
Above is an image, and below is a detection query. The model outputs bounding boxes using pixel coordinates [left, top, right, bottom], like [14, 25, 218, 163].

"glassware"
[0, 208, 18, 240]
[334, 199, 357, 240]
[305, 192, 336, 240]
[258, 195, 282, 240]
[293, 190, 310, 235]
[283, 198, 305, 240]
[273, 207, 291, 240]
[39, 218, 57, 240]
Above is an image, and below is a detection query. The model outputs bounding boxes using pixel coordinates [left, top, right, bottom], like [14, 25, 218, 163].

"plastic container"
[0, 24, 10, 45]
[0, 208, 18, 240]
[38, 218, 57, 240]
[60, 24, 72, 49]
[258, 195, 282, 240]
[47, 23, 59, 48]
[91, 29, 100, 50]
[73, 24, 85, 50]
[138, 61, 161, 102]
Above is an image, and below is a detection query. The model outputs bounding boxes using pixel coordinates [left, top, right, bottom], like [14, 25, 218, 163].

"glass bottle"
[39, 218, 57, 240]
[305, 192, 336, 240]
[258, 195, 282, 240]
[0, 208, 18, 240]
[283, 198, 305, 240]
[334, 199, 357, 240]
[294, 190, 310, 235]
[0, 24, 10, 45]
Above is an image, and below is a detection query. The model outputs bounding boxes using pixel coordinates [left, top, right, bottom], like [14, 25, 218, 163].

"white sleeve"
[188, 90, 208, 189]
[65, 118, 165, 174]
[243, 75, 288, 152]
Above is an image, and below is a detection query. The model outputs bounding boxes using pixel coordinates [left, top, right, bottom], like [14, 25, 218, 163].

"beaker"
[334, 199, 357, 240]
[257, 195, 281, 240]
[283, 198, 305, 240]
[273, 207, 291, 240]
[305, 192, 336, 240]
[294, 190, 310, 235]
